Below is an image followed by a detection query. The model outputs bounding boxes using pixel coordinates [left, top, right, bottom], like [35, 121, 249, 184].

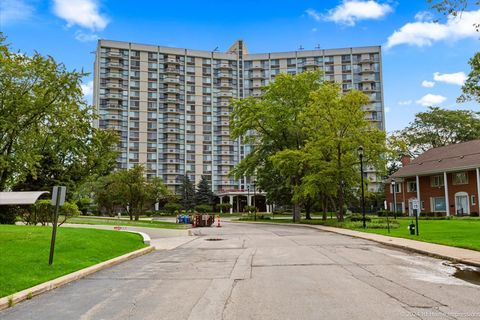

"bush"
[349, 214, 371, 222]
[217, 203, 232, 212]
[244, 205, 257, 213]
[194, 204, 213, 213]
[164, 203, 181, 214]
[0, 206, 18, 224]
[19, 200, 80, 226]
[377, 210, 392, 217]
[470, 212, 479, 217]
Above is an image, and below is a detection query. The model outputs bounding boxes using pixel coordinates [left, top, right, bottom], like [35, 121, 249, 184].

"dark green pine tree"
[179, 175, 195, 210]
[195, 175, 215, 205]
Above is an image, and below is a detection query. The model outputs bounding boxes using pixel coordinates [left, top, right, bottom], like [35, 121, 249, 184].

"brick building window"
[407, 181, 417, 192]
[453, 172, 468, 185]
[431, 175, 444, 187]
[390, 184, 401, 194]
[431, 197, 446, 212]
[472, 195, 477, 206]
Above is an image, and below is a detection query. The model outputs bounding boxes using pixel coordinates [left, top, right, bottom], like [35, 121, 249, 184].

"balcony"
[165, 87, 180, 94]
[250, 73, 265, 80]
[105, 93, 123, 99]
[218, 63, 233, 69]
[105, 72, 122, 79]
[105, 82, 122, 89]
[217, 91, 233, 98]
[304, 60, 318, 67]
[166, 58, 180, 64]
[105, 51, 121, 57]
[219, 82, 233, 88]
[217, 72, 233, 79]
[165, 67, 181, 74]
[165, 117, 180, 124]
[359, 78, 375, 83]
[251, 64, 264, 70]
[166, 108, 180, 114]
[360, 68, 375, 74]
[165, 97, 179, 104]
[164, 77, 181, 84]
[106, 62, 123, 69]
[104, 104, 122, 110]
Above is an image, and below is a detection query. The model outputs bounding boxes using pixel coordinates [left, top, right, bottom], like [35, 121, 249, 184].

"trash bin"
[408, 222, 415, 235]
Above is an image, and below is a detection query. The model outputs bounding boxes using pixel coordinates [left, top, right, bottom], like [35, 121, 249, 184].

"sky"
[0, 0, 479, 133]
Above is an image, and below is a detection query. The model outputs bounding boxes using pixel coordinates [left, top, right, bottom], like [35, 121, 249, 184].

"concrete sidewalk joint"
[0, 246, 155, 311]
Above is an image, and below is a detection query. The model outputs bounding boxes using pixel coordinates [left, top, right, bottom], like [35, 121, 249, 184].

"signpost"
[412, 199, 420, 236]
[49, 186, 66, 265]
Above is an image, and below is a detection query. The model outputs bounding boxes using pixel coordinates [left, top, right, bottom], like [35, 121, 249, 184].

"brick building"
[385, 140, 480, 216]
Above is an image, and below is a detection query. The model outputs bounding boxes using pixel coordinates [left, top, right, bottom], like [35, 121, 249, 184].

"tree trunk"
[322, 196, 327, 221]
[292, 203, 301, 223]
[305, 201, 312, 220]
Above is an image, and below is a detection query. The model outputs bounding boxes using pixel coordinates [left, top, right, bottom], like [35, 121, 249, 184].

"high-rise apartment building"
[93, 40, 385, 193]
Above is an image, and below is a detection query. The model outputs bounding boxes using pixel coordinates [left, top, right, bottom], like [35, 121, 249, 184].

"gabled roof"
[392, 140, 480, 178]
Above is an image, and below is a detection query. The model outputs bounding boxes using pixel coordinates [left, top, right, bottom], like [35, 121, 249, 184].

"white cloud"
[416, 94, 447, 106]
[325, 0, 393, 26]
[306, 9, 321, 21]
[421, 80, 435, 88]
[386, 10, 480, 48]
[311, 27, 318, 32]
[414, 11, 433, 22]
[0, 0, 34, 25]
[398, 100, 412, 106]
[52, 0, 108, 31]
[81, 80, 94, 98]
[433, 72, 467, 86]
[75, 30, 99, 42]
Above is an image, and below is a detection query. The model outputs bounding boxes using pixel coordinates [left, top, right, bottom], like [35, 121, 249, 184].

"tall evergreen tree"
[195, 175, 214, 205]
[179, 175, 195, 210]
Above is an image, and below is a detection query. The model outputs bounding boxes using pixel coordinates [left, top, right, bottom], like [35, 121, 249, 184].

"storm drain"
[205, 238, 224, 241]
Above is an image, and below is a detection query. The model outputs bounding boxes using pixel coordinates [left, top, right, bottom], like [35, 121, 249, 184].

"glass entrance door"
[455, 195, 469, 216]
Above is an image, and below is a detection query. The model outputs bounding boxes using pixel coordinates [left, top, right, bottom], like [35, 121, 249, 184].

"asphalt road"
[2, 222, 480, 320]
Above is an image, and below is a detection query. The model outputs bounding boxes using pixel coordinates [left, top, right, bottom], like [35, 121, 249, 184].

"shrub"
[164, 203, 181, 214]
[194, 204, 213, 213]
[349, 214, 371, 222]
[470, 211, 479, 217]
[0, 206, 18, 224]
[217, 203, 232, 212]
[244, 205, 257, 213]
[377, 210, 392, 217]
[19, 200, 80, 226]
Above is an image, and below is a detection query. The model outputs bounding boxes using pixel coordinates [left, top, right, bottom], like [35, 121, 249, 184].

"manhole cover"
[205, 238, 224, 241]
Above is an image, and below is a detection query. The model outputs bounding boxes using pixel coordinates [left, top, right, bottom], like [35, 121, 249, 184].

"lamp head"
[357, 146, 364, 157]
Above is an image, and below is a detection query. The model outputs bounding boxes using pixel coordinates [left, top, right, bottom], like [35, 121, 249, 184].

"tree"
[458, 52, 480, 103]
[0, 33, 118, 192]
[179, 175, 195, 210]
[230, 71, 322, 222]
[299, 82, 386, 221]
[195, 175, 214, 205]
[150, 176, 171, 208]
[389, 107, 480, 157]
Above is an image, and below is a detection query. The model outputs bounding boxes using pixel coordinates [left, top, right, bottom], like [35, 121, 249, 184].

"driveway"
[1, 222, 479, 319]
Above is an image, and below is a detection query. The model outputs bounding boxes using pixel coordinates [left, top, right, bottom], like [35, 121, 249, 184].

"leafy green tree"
[389, 107, 480, 157]
[150, 176, 171, 208]
[459, 52, 480, 103]
[230, 71, 322, 222]
[299, 82, 386, 221]
[179, 175, 195, 210]
[195, 175, 215, 205]
[0, 33, 118, 192]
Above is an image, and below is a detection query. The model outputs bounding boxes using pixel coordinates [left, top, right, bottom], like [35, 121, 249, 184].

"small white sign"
[51, 186, 66, 206]
[412, 200, 420, 210]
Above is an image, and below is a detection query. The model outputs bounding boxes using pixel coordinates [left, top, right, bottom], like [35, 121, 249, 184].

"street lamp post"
[357, 147, 366, 228]
[253, 180, 257, 221]
[391, 179, 397, 219]
[247, 186, 250, 209]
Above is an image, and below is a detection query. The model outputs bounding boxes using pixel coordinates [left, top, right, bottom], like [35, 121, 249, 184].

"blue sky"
[1, 0, 479, 132]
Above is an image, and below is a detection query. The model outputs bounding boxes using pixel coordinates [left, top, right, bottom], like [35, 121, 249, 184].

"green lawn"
[68, 216, 188, 229]
[0, 225, 146, 298]
[239, 216, 480, 252]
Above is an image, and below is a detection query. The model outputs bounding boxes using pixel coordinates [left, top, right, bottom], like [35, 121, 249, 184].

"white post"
[444, 171, 450, 216]
[229, 195, 233, 214]
[266, 203, 270, 213]
[476, 168, 480, 214]
[416, 175, 421, 214]
[247, 195, 251, 206]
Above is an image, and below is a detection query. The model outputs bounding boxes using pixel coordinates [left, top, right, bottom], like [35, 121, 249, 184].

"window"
[472, 195, 477, 206]
[432, 197, 446, 212]
[453, 172, 468, 185]
[390, 183, 401, 194]
[431, 175, 444, 187]
[407, 181, 417, 192]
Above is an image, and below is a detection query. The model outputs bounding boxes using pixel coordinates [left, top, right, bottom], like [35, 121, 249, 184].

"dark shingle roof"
[392, 140, 480, 178]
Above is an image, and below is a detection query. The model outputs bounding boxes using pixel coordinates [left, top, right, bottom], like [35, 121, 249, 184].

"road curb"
[231, 220, 480, 268]
[0, 245, 155, 311]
